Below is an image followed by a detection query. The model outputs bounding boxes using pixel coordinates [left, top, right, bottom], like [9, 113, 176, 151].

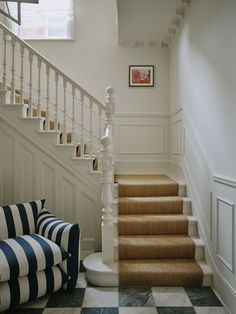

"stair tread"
[118, 214, 187, 221]
[115, 174, 179, 197]
[119, 259, 203, 286]
[118, 196, 183, 215]
[118, 214, 189, 236]
[119, 234, 194, 243]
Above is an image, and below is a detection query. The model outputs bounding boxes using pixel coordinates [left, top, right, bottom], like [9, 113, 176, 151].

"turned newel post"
[100, 87, 115, 262]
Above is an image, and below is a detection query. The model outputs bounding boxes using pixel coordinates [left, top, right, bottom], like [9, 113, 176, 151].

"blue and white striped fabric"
[0, 200, 45, 240]
[0, 266, 68, 312]
[37, 209, 80, 292]
[0, 233, 69, 282]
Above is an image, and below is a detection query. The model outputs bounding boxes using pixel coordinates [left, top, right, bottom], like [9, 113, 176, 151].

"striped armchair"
[0, 200, 80, 312]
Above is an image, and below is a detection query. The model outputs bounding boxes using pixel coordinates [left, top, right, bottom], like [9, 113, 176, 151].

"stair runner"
[115, 174, 203, 286]
[0, 83, 98, 170]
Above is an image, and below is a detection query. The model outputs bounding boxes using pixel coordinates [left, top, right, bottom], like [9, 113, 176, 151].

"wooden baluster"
[54, 72, 59, 131]
[89, 99, 93, 159]
[72, 85, 76, 145]
[97, 105, 102, 169]
[10, 38, 16, 104]
[20, 45, 24, 104]
[63, 79, 67, 144]
[45, 65, 50, 130]
[37, 59, 42, 117]
[2, 32, 7, 91]
[80, 93, 84, 158]
[28, 52, 33, 117]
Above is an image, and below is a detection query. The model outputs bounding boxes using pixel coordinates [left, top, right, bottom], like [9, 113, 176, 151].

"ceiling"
[117, 0, 181, 48]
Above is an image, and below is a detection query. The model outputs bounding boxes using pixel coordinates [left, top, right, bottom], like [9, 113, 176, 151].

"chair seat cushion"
[0, 265, 69, 312]
[0, 233, 69, 282]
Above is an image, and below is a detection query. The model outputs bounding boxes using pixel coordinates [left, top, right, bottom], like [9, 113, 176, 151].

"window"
[8, 0, 74, 40]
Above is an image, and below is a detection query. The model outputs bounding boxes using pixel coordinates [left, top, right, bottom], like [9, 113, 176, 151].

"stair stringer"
[0, 91, 103, 255]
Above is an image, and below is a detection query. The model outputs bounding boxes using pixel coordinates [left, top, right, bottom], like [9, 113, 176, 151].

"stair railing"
[100, 87, 115, 262]
[0, 22, 116, 259]
[0, 21, 106, 162]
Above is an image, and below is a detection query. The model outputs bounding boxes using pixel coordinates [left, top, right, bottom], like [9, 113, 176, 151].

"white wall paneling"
[118, 123, 165, 154]
[0, 112, 102, 253]
[171, 119, 182, 155]
[114, 113, 169, 173]
[20, 143, 36, 202]
[0, 128, 15, 204]
[216, 196, 235, 273]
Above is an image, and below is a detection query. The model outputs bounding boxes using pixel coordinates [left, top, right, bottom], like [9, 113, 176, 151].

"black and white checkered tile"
[5, 264, 228, 314]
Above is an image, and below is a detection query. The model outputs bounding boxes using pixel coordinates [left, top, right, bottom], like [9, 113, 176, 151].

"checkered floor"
[5, 264, 228, 314]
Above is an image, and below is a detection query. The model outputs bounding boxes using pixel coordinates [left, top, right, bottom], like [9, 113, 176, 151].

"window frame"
[9, 0, 75, 41]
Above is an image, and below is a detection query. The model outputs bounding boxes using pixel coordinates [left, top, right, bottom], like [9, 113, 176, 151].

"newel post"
[100, 87, 115, 262]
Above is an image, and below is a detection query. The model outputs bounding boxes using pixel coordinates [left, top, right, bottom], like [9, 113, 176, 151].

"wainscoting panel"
[20, 143, 36, 202]
[0, 128, 15, 204]
[118, 123, 165, 154]
[40, 161, 56, 211]
[0, 117, 102, 252]
[216, 196, 235, 272]
[171, 119, 182, 155]
[114, 113, 169, 173]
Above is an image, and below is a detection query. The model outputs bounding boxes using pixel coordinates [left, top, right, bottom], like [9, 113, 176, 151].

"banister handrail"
[0, 21, 105, 111]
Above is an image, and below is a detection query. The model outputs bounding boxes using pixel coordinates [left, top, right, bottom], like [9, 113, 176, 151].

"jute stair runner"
[115, 174, 203, 286]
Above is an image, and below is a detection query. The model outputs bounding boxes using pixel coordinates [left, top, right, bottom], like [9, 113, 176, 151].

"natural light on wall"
[8, 0, 74, 40]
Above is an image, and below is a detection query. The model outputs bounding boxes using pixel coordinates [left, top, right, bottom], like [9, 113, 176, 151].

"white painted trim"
[171, 119, 183, 155]
[216, 196, 235, 273]
[114, 112, 169, 118]
[213, 174, 236, 189]
[170, 160, 236, 309]
[117, 123, 165, 155]
[169, 106, 183, 117]
[210, 191, 213, 241]
[0, 116, 100, 192]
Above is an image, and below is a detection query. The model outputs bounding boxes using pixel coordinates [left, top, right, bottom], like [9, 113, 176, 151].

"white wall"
[170, 0, 236, 178]
[169, 1, 236, 312]
[27, 0, 169, 115]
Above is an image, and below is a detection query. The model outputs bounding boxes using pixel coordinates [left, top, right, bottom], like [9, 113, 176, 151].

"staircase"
[84, 175, 212, 287]
[0, 21, 113, 254]
[0, 21, 213, 287]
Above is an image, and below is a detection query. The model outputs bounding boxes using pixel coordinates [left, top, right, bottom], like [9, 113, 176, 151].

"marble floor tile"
[119, 307, 158, 314]
[46, 288, 85, 308]
[82, 288, 118, 308]
[81, 308, 118, 314]
[43, 309, 81, 314]
[194, 307, 229, 314]
[157, 307, 196, 314]
[16, 295, 51, 309]
[185, 288, 222, 307]
[152, 287, 192, 307]
[5, 309, 43, 314]
[76, 273, 88, 288]
[119, 287, 155, 307]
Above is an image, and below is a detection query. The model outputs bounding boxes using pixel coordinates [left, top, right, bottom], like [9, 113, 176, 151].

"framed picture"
[129, 65, 154, 87]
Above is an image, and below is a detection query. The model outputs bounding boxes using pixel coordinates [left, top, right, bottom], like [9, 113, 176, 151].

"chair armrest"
[36, 209, 80, 292]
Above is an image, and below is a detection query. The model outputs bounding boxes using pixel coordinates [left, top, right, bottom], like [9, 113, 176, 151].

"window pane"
[8, 0, 74, 39]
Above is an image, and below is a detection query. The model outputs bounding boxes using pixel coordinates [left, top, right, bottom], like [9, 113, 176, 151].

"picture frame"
[129, 65, 154, 87]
